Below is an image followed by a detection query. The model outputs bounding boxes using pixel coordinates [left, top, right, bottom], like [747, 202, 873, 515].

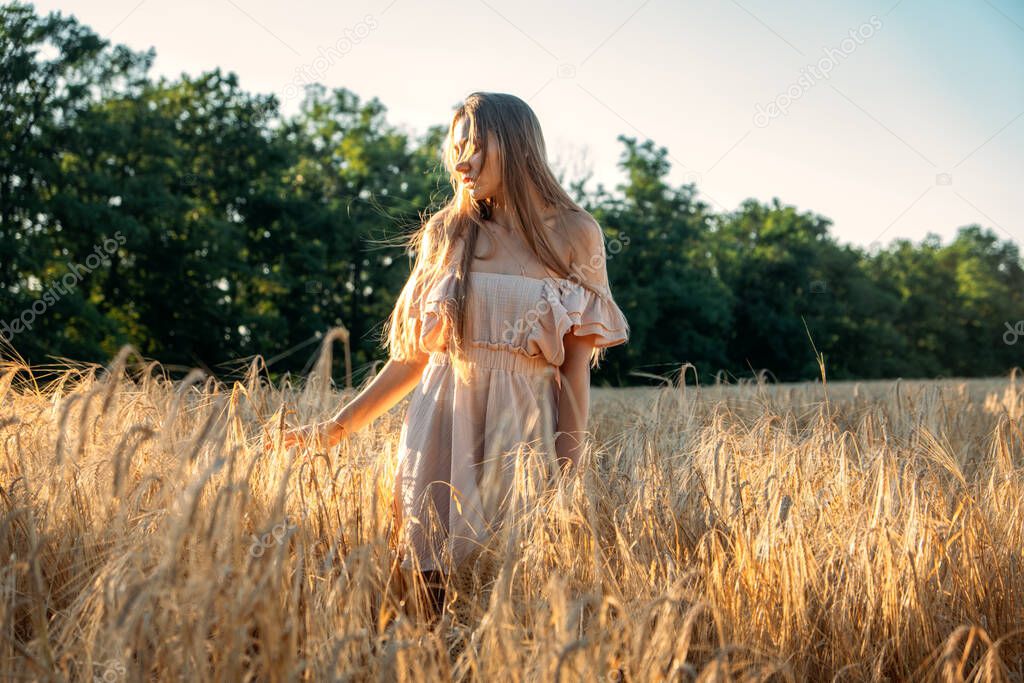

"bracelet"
[326, 419, 349, 446]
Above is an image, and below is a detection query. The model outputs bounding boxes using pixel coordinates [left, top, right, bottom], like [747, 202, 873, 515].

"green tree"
[589, 136, 733, 385]
[0, 2, 152, 361]
[267, 86, 448, 380]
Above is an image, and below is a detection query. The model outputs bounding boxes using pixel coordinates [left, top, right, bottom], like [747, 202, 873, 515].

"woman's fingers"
[262, 424, 305, 451]
[264, 424, 333, 452]
[283, 427, 306, 449]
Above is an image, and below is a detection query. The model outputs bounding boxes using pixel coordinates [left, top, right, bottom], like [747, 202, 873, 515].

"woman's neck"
[487, 192, 554, 231]
[489, 202, 514, 230]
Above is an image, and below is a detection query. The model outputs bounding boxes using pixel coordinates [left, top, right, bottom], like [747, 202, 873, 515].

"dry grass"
[2, 347, 1024, 681]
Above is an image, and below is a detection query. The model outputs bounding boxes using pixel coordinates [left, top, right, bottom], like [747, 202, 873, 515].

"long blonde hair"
[382, 92, 606, 383]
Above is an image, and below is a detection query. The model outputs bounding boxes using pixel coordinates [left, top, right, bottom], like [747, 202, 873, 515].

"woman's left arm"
[555, 332, 597, 470]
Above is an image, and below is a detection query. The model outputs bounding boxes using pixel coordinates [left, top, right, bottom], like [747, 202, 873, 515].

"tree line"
[2, 3, 1021, 386]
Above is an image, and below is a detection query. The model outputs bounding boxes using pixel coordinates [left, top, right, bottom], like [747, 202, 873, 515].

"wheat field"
[2, 346, 1023, 682]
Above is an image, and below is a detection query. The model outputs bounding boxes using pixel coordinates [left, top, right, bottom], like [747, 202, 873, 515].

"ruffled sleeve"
[408, 269, 458, 353]
[559, 279, 629, 346]
[527, 278, 630, 366]
[526, 218, 630, 367]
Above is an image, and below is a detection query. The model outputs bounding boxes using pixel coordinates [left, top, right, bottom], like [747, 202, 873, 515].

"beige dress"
[395, 268, 629, 572]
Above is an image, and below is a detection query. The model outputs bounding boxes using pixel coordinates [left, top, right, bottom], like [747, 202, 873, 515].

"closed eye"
[454, 137, 484, 163]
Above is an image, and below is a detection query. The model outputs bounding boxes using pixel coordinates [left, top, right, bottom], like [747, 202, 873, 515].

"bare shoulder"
[552, 209, 603, 262]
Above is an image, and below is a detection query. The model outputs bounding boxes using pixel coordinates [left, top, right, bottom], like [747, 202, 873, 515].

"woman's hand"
[264, 419, 343, 452]
[282, 422, 327, 450]
[260, 355, 430, 455]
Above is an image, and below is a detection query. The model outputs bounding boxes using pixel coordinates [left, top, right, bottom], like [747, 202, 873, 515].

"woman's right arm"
[281, 220, 449, 451]
[282, 350, 430, 450]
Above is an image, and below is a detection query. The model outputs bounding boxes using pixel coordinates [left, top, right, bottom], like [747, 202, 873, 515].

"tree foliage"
[2, 4, 1021, 385]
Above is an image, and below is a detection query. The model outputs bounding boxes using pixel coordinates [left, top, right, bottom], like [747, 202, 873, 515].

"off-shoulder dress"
[394, 267, 629, 572]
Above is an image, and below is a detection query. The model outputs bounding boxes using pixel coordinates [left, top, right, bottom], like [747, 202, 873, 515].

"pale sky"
[31, 0, 1024, 249]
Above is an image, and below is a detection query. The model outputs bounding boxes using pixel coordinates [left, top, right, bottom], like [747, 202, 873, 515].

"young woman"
[280, 91, 629, 617]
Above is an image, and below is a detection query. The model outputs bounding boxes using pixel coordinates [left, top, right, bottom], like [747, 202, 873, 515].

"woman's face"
[453, 117, 501, 202]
